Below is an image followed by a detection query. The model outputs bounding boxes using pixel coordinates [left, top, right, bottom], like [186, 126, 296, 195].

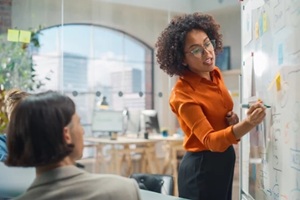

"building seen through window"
[31, 24, 154, 133]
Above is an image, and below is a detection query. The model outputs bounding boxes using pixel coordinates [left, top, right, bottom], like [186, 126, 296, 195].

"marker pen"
[241, 104, 271, 108]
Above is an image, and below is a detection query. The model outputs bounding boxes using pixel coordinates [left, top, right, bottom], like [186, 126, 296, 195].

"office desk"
[140, 189, 189, 200]
[149, 135, 184, 172]
[149, 135, 185, 196]
[84, 137, 158, 176]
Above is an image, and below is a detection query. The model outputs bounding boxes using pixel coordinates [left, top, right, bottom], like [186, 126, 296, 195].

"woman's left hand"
[226, 111, 239, 125]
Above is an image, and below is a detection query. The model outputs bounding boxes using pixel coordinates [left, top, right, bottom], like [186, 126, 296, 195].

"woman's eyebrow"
[187, 37, 210, 49]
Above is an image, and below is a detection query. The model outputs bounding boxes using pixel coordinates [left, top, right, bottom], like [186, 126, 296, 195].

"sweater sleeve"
[172, 93, 238, 152]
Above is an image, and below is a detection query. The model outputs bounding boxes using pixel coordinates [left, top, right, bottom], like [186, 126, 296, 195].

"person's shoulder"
[92, 173, 136, 184]
[16, 173, 141, 200]
[92, 174, 138, 190]
[171, 77, 194, 96]
[86, 174, 141, 199]
[170, 79, 194, 103]
[175, 76, 192, 88]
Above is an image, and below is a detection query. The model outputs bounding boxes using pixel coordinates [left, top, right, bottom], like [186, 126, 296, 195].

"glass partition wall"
[1, 0, 170, 134]
[1, 3, 240, 198]
[1, 0, 241, 135]
[34, 24, 153, 133]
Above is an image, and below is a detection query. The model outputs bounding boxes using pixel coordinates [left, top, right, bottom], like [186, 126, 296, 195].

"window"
[33, 24, 153, 131]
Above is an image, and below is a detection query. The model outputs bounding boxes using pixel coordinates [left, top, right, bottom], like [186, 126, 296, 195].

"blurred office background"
[0, 0, 241, 198]
[0, 0, 241, 134]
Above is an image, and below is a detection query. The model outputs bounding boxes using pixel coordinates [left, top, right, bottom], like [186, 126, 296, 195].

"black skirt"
[178, 145, 236, 200]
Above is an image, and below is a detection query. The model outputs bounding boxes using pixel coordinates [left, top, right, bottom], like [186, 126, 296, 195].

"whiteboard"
[240, 0, 300, 199]
[91, 110, 123, 132]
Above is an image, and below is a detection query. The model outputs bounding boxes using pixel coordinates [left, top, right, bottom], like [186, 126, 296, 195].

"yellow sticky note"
[255, 22, 259, 39]
[19, 30, 31, 43]
[7, 29, 19, 42]
[263, 13, 267, 32]
[275, 73, 281, 91]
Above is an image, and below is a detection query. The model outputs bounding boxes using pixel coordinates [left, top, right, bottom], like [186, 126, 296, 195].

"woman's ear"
[63, 126, 72, 144]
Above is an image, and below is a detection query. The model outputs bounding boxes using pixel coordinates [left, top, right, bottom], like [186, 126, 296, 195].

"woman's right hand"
[245, 102, 266, 126]
[232, 102, 267, 140]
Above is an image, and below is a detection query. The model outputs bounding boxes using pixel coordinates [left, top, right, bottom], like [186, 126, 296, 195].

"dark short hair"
[155, 12, 223, 76]
[5, 91, 76, 167]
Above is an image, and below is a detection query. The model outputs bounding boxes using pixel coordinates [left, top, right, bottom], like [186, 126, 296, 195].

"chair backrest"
[130, 173, 174, 196]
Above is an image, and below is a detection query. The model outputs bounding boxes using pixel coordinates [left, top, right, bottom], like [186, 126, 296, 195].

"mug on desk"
[162, 130, 168, 137]
[144, 132, 149, 139]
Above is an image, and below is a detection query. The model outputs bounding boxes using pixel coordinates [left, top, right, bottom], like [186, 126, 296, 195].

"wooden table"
[149, 135, 184, 173]
[84, 136, 158, 176]
[148, 135, 185, 196]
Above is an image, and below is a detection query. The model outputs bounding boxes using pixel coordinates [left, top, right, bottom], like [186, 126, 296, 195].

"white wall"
[208, 5, 242, 70]
[191, 0, 239, 13]
[95, 0, 239, 14]
[11, 0, 241, 133]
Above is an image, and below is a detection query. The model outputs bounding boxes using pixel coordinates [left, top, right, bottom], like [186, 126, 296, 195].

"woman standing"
[155, 13, 266, 200]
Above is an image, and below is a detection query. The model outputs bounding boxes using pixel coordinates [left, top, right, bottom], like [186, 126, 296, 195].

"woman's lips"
[203, 58, 213, 65]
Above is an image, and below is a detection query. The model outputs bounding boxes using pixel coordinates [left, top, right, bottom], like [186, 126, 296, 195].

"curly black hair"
[155, 12, 223, 77]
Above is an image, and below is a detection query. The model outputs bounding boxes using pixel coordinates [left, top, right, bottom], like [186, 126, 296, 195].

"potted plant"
[0, 29, 44, 132]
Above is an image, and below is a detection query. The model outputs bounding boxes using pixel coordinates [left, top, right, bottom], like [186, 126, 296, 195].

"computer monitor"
[140, 110, 160, 134]
[91, 110, 123, 133]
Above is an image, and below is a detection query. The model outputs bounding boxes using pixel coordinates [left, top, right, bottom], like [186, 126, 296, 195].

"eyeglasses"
[185, 40, 216, 58]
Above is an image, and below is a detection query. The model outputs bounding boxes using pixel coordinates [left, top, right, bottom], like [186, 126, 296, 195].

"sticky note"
[7, 29, 19, 42]
[275, 73, 281, 91]
[263, 13, 267, 32]
[19, 30, 31, 43]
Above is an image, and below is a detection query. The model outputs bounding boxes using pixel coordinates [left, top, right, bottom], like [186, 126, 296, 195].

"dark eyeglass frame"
[184, 40, 216, 58]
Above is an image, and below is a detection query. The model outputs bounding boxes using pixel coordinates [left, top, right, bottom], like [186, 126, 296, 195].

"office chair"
[130, 173, 174, 195]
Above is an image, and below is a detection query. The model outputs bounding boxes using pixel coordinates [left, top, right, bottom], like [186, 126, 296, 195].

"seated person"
[0, 88, 29, 162]
[5, 91, 141, 200]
